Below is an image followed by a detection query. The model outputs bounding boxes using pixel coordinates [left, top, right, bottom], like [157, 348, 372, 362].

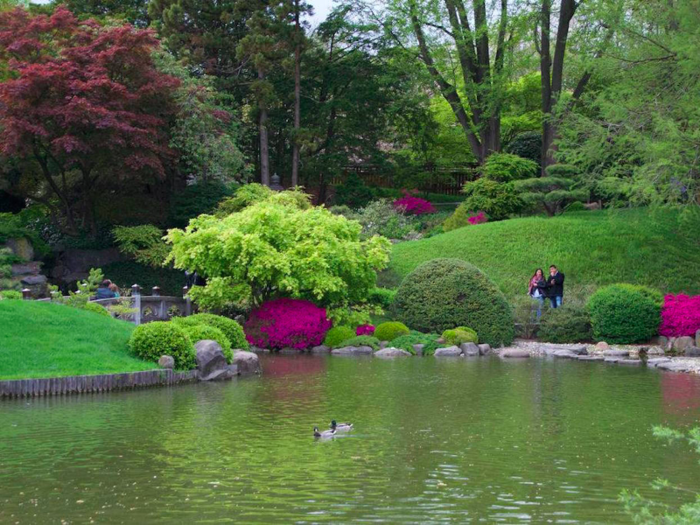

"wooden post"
[22, 288, 31, 300]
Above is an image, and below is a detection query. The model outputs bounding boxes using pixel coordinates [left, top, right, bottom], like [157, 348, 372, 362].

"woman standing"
[528, 269, 547, 319]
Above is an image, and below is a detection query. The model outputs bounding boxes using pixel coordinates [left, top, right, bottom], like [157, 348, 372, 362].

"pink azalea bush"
[659, 294, 700, 337]
[244, 298, 332, 350]
[468, 211, 488, 225]
[356, 324, 375, 336]
[393, 190, 436, 215]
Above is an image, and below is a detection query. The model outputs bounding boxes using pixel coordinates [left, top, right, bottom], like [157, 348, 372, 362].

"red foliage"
[467, 211, 488, 225]
[244, 298, 333, 350]
[659, 294, 700, 337]
[393, 190, 436, 215]
[0, 7, 180, 227]
[356, 324, 375, 336]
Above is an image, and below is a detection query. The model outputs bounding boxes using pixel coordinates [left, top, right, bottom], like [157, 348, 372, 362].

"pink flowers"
[393, 190, 435, 215]
[468, 211, 487, 225]
[244, 298, 332, 350]
[356, 324, 375, 336]
[659, 294, 700, 337]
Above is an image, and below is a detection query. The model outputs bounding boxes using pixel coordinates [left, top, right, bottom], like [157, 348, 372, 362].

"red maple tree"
[0, 6, 180, 233]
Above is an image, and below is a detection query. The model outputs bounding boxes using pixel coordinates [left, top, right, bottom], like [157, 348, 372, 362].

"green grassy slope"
[0, 301, 154, 380]
[388, 208, 700, 298]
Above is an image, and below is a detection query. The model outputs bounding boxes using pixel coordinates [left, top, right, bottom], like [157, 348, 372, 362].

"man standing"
[547, 265, 565, 308]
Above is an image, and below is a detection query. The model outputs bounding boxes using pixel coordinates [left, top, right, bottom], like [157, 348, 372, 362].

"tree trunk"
[258, 68, 270, 187]
[291, 0, 301, 187]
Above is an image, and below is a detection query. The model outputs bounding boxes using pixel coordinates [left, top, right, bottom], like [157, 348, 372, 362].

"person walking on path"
[528, 268, 547, 318]
[546, 265, 565, 308]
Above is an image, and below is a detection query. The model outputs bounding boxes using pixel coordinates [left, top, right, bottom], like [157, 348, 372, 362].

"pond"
[2, 355, 700, 523]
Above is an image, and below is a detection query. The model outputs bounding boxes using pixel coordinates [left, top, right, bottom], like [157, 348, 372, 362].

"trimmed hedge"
[187, 313, 248, 351]
[394, 258, 514, 347]
[538, 304, 592, 343]
[374, 321, 410, 342]
[80, 302, 112, 317]
[335, 335, 381, 350]
[442, 327, 478, 345]
[129, 321, 195, 369]
[323, 326, 355, 347]
[587, 284, 661, 344]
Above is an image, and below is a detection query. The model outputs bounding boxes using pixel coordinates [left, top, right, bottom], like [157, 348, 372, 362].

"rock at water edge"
[413, 344, 425, 356]
[501, 349, 530, 358]
[331, 346, 374, 356]
[604, 349, 629, 357]
[374, 348, 411, 358]
[478, 344, 491, 356]
[569, 346, 588, 356]
[434, 346, 462, 357]
[195, 340, 228, 380]
[595, 342, 610, 352]
[672, 336, 695, 352]
[158, 355, 175, 369]
[233, 351, 262, 376]
[460, 343, 480, 356]
[310, 345, 331, 354]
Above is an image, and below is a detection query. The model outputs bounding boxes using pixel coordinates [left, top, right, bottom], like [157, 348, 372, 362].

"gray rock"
[478, 344, 491, 356]
[569, 345, 588, 356]
[21, 275, 47, 286]
[460, 342, 480, 356]
[500, 349, 530, 358]
[673, 336, 695, 352]
[647, 346, 664, 356]
[684, 347, 700, 357]
[5, 237, 34, 261]
[696, 330, 700, 348]
[542, 347, 560, 356]
[577, 355, 604, 361]
[374, 347, 411, 358]
[158, 355, 175, 369]
[250, 346, 270, 353]
[233, 351, 262, 376]
[604, 357, 622, 363]
[595, 342, 610, 351]
[11, 262, 41, 276]
[379, 341, 389, 349]
[434, 346, 463, 357]
[656, 361, 690, 372]
[310, 345, 331, 354]
[195, 340, 228, 380]
[647, 358, 671, 367]
[553, 350, 577, 359]
[412, 344, 425, 356]
[331, 346, 374, 356]
[655, 336, 669, 349]
[604, 349, 629, 357]
[278, 347, 298, 355]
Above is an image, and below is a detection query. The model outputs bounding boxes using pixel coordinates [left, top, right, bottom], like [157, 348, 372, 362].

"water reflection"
[0, 356, 699, 523]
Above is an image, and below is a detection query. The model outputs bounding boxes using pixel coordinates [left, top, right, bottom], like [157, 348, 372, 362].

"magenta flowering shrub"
[468, 211, 488, 225]
[356, 324, 375, 336]
[393, 190, 436, 215]
[659, 294, 700, 337]
[244, 298, 332, 350]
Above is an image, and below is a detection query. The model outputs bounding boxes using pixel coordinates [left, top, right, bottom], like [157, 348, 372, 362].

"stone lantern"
[270, 172, 284, 191]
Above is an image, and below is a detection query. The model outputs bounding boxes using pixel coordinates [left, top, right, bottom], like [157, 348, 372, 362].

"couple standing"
[528, 265, 565, 318]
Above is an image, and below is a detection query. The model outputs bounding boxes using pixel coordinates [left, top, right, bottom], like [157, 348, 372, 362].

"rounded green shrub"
[172, 318, 233, 363]
[374, 321, 410, 342]
[394, 258, 514, 347]
[187, 313, 249, 351]
[391, 332, 442, 355]
[129, 322, 195, 369]
[587, 284, 661, 344]
[442, 327, 478, 345]
[324, 326, 355, 347]
[0, 290, 22, 300]
[80, 302, 112, 317]
[538, 304, 592, 343]
[335, 335, 381, 350]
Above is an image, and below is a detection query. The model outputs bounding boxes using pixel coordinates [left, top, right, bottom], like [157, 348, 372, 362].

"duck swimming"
[330, 420, 353, 432]
[314, 426, 336, 438]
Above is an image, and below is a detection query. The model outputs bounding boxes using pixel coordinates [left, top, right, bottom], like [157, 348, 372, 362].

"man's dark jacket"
[547, 272, 565, 297]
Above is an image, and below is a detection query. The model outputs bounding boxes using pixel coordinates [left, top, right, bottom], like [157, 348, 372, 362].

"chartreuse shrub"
[335, 335, 381, 350]
[479, 152, 539, 182]
[79, 302, 112, 317]
[441, 327, 478, 345]
[0, 290, 22, 300]
[129, 322, 195, 369]
[245, 298, 332, 350]
[395, 259, 514, 347]
[459, 179, 523, 221]
[538, 305, 592, 343]
[660, 294, 700, 337]
[374, 321, 410, 342]
[391, 332, 442, 356]
[587, 284, 661, 343]
[324, 326, 355, 347]
[167, 191, 391, 313]
[172, 320, 233, 363]
[187, 313, 248, 351]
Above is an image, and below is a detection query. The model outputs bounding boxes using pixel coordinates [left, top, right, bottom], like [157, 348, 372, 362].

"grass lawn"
[388, 208, 700, 299]
[0, 300, 155, 380]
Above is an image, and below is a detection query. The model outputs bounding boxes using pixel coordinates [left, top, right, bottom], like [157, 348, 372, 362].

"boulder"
[158, 355, 175, 369]
[278, 347, 298, 355]
[21, 274, 46, 286]
[374, 347, 411, 358]
[656, 361, 690, 372]
[685, 347, 700, 357]
[696, 330, 700, 348]
[604, 349, 629, 357]
[654, 336, 670, 349]
[10, 261, 41, 276]
[233, 351, 262, 376]
[195, 340, 229, 380]
[647, 358, 672, 367]
[331, 346, 374, 356]
[647, 346, 664, 356]
[460, 342, 480, 356]
[250, 346, 270, 353]
[569, 345, 588, 356]
[478, 344, 491, 356]
[310, 345, 331, 354]
[434, 346, 462, 357]
[412, 344, 425, 356]
[577, 355, 604, 361]
[500, 348, 530, 358]
[672, 336, 695, 352]
[595, 342, 610, 352]
[5, 237, 34, 261]
[553, 350, 577, 359]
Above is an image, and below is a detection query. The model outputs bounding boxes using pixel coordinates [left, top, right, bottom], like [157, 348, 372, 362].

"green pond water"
[2, 355, 700, 524]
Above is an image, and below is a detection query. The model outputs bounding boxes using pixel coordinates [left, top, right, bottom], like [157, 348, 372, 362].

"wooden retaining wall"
[0, 369, 200, 399]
